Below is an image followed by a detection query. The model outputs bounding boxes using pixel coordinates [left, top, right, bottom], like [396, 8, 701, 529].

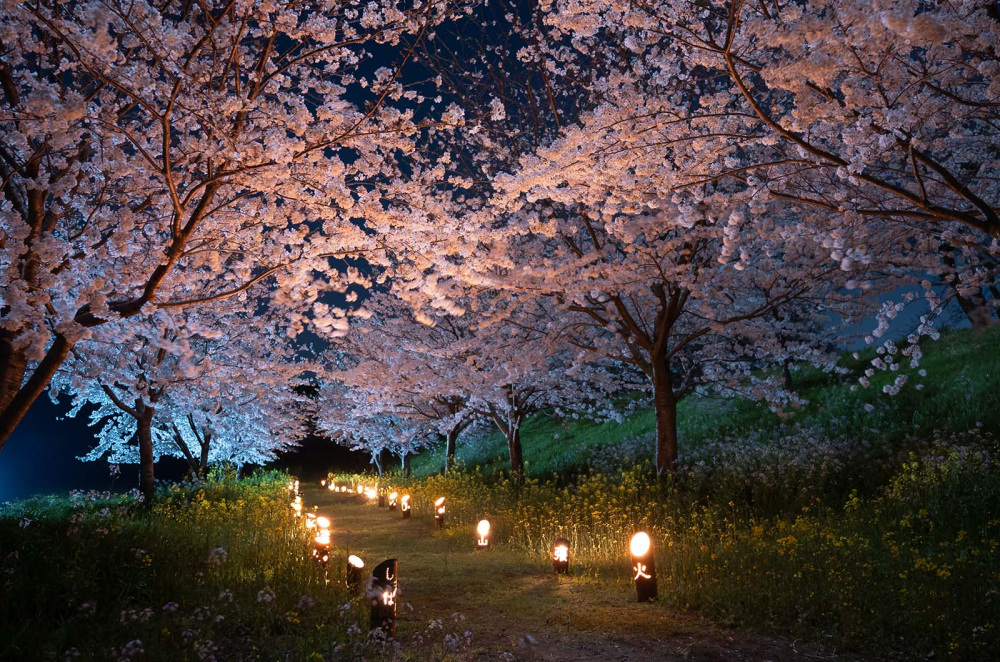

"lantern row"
[320, 478, 660, 602]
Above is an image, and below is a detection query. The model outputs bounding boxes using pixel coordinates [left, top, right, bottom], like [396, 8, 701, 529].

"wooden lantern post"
[552, 538, 570, 574]
[434, 497, 446, 529]
[369, 559, 398, 636]
[629, 532, 658, 602]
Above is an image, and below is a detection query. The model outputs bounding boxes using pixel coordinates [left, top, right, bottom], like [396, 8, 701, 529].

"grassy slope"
[411, 326, 1000, 477]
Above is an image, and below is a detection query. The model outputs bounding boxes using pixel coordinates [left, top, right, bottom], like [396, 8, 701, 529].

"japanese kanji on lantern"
[369, 559, 398, 636]
[388, 491, 398, 510]
[475, 519, 491, 550]
[434, 497, 446, 529]
[629, 532, 657, 602]
[552, 538, 570, 574]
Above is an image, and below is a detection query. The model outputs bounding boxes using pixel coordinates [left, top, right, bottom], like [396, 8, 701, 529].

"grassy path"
[307, 486, 853, 662]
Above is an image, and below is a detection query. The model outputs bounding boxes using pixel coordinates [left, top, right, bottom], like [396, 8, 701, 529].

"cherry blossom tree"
[51, 305, 310, 500]
[0, 0, 451, 448]
[539, 0, 1000, 326]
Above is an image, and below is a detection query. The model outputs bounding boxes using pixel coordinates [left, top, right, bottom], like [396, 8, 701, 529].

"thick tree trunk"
[652, 361, 679, 475]
[956, 290, 995, 329]
[0, 334, 73, 449]
[136, 403, 156, 503]
[444, 426, 459, 473]
[507, 424, 525, 478]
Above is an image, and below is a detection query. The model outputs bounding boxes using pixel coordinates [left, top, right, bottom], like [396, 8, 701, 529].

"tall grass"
[0, 471, 372, 662]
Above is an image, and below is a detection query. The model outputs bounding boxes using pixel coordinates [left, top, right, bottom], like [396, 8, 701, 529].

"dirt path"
[307, 487, 856, 662]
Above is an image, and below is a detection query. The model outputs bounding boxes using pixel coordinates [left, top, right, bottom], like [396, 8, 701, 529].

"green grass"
[0, 471, 380, 662]
[411, 326, 1000, 477]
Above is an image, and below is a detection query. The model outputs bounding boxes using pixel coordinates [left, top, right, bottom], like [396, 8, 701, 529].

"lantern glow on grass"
[552, 538, 570, 574]
[475, 519, 491, 550]
[434, 497, 446, 529]
[347, 555, 365, 594]
[400, 494, 411, 518]
[629, 532, 657, 602]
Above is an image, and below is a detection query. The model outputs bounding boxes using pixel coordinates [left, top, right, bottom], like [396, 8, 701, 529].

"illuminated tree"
[0, 0, 449, 448]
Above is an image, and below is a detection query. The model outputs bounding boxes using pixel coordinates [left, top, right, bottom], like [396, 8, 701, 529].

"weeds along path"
[307, 487, 855, 662]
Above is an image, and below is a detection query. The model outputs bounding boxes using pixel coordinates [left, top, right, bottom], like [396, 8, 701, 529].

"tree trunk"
[136, 403, 156, 503]
[652, 360, 679, 475]
[782, 359, 794, 392]
[444, 426, 459, 473]
[199, 431, 211, 478]
[401, 452, 411, 477]
[955, 290, 995, 329]
[0, 334, 73, 449]
[507, 423, 525, 478]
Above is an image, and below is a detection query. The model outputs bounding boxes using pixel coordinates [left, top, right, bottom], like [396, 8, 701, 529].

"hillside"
[410, 326, 1000, 478]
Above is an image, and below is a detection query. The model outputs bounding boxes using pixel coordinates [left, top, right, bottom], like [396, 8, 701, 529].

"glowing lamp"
[552, 538, 570, 574]
[327, 483, 335, 492]
[369, 559, 398, 636]
[357, 485, 364, 495]
[629, 532, 657, 602]
[365, 486, 377, 502]
[321, 479, 326, 487]
[388, 492, 398, 510]
[346, 555, 365, 593]
[291, 496, 302, 517]
[475, 519, 491, 550]
[312, 528, 331, 565]
[400, 494, 411, 519]
[434, 497, 446, 529]
[305, 512, 317, 529]
[316, 516, 331, 529]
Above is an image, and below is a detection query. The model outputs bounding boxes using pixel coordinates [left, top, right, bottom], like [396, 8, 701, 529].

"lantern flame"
[477, 519, 491, 537]
[389, 492, 398, 500]
[348, 555, 364, 568]
[630, 532, 651, 557]
[554, 544, 569, 562]
[316, 516, 330, 529]
[434, 497, 445, 507]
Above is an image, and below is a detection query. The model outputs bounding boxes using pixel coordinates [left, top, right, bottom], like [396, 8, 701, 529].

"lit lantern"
[327, 482, 335, 492]
[305, 512, 317, 529]
[357, 485, 364, 495]
[369, 559, 398, 636]
[400, 494, 411, 519]
[291, 496, 303, 517]
[346, 555, 365, 593]
[629, 532, 657, 602]
[316, 516, 331, 529]
[365, 486, 377, 502]
[312, 528, 331, 565]
[388, 492, 398, 510]
[475, 519, 491, 550]
[552, 538, 570, 574]
[321, 479, 326, 487]
[434, 497, 446, 529]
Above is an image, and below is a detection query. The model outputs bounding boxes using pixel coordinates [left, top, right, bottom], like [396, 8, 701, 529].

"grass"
[0, 471, 382, 662]
[410, 326, 1000, 478]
